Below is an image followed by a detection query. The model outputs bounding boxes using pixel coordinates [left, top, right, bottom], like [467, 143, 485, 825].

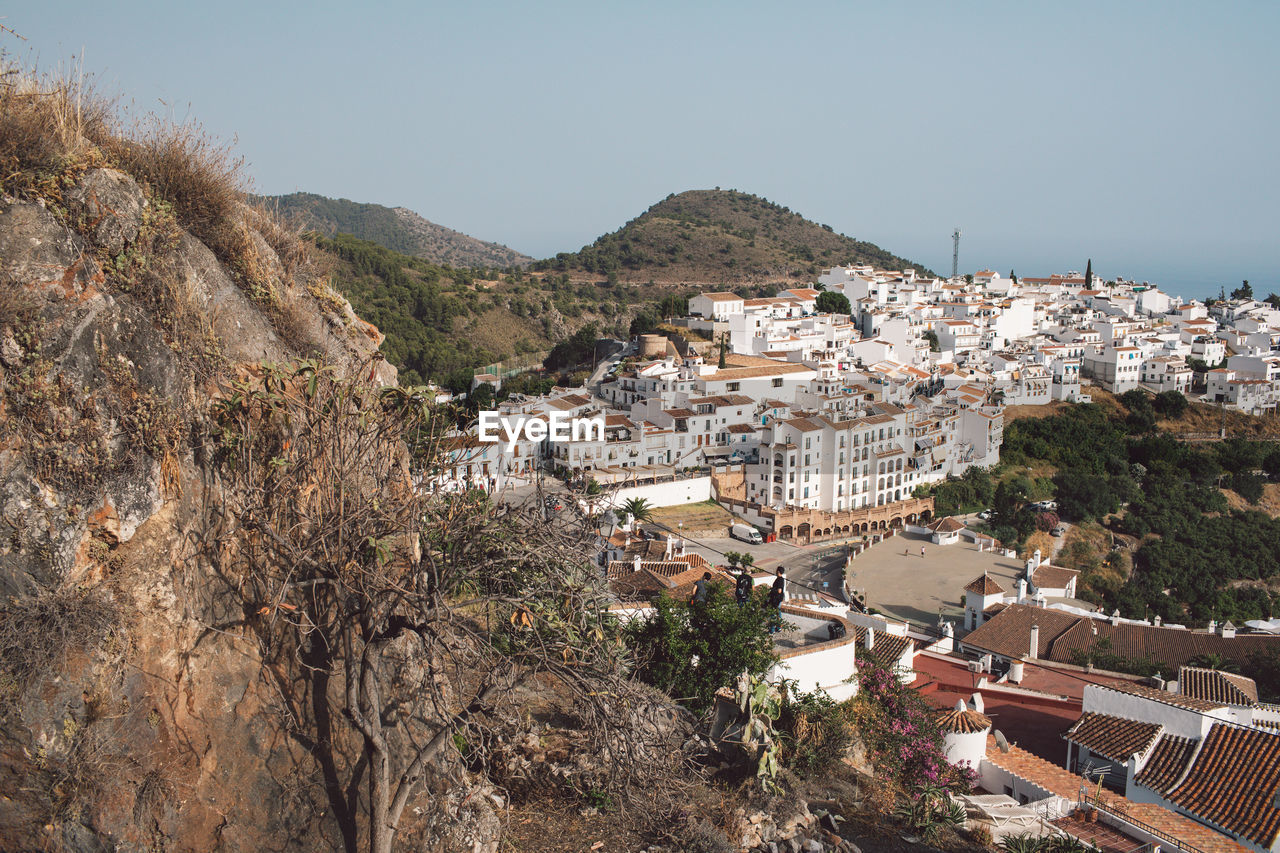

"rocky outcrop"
[0, 168, 412, 851]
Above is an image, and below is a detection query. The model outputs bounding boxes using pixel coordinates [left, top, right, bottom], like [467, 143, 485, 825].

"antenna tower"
[952, 228, 961, 279]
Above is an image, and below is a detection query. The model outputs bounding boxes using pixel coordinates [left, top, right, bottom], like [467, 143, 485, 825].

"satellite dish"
[994, 730, 1010, 753]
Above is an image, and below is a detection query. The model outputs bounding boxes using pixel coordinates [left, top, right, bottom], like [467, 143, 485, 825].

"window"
[727, 382, 740, 392]
[772, 377, 784, 387]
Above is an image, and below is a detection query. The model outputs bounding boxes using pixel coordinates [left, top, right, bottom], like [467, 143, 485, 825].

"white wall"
[770, 643, 859, 700]
[1082, 684, 1226, 739]
[979, 757, 1057, 804]
[944, 730, 988, 770]
[599, 476, 712, 510]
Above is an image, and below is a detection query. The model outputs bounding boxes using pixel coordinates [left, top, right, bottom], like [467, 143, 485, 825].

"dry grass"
[0, 587, 121, 698]
[0, 59, 114, 200]
[1, 60, 306, 292]
[95, 112, 246, 259]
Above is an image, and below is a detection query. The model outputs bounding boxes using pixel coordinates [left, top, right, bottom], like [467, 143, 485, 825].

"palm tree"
[619, 497, 653, 529]
[1188, 652, 1240, 674]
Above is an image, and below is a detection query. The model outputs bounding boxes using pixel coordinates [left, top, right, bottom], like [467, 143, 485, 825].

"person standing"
[920, 545, 926, 559]
[693, 571, 713, 604]
[767, 569, 786, 633]
[734, 566, 753, 607]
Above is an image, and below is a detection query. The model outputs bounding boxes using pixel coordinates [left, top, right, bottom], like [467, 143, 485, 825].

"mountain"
[535, 188, 934, 286]
[258, 191, 533, 269]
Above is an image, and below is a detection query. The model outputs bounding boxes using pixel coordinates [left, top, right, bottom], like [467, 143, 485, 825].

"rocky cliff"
[0, 156, 411, 849]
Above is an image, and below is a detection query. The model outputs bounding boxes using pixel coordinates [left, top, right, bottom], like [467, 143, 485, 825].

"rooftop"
[983, 736, 1250, 853]
[1063, 711, 1162, 763]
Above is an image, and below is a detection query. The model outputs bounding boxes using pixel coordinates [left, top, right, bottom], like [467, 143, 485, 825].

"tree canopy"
[815, 291, 852, 315]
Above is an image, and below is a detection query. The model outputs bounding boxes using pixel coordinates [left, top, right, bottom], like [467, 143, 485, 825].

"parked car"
[1052, 524, 1067, 537]
[977, 509, 993, 521]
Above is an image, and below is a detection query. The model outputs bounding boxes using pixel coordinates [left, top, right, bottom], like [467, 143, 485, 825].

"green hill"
[315, 234, 658, 390]
[535, 188, 933, 286]
[259, 192, 532, 269]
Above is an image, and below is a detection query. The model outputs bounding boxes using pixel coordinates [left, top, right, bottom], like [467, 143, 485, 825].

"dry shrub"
[247, 203, 310, 281]
[0, 59, 113, 199]
[97, 115, 245, 262]
[0, 587, 121, 696]
[0, 59, 330, 354]
[273, 294, 322, 357]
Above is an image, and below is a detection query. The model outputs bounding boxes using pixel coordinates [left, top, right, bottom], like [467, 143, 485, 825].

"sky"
[9, 1, 1278, 300]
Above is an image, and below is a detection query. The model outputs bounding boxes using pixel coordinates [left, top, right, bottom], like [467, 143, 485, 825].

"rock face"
[0, 169, 422, 851]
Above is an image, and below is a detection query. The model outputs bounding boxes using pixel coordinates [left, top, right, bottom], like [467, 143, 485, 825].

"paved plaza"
[846, 529, 1025, 627]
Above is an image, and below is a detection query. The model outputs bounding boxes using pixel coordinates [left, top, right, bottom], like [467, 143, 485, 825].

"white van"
[730, 522, 763, 544]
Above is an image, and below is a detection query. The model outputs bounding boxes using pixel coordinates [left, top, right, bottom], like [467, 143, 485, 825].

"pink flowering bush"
[854, 651, 976, 793]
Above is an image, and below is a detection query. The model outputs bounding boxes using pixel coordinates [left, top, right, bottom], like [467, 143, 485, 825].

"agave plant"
[999, 833, 1045, 853]
[1044, 834, 1101, 853]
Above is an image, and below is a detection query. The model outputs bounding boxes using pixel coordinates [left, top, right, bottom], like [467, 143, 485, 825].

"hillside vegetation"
[998, 395, 1280, 623]
[318, 234, 699, 389]
[535, 188, 934, 287]
[261, 191, 532, 269]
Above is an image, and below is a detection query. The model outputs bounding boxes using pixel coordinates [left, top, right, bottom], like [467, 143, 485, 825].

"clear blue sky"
[10, 1, 1278, 299]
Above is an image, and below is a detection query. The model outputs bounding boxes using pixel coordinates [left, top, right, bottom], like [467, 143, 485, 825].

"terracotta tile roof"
[1165, 724, 1280, 849]
[784, 416, 823, 432]
[928, 516, 967, 534]
[712, 363, 812, 381]
[964, 573, 1006, 595]
[983, 736, 1251, 853]
[1135, 733, 1197, 796]
[936, 707, 992, 734]
[962, 603, 1082, 659]
[1031, 563, 1079, 590]
[1100, 681, 1227, 713]
[962, 603, 1280, 672]
[1063, 712, 1162, 763]
[1178, 667, 1258, 706]
[854, 626, 913, 664]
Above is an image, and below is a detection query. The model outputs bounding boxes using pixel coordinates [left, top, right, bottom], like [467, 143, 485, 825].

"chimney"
[1008, 660, 1025, 684]
[1111, 609, 1122, 626]
[1208, 619, 1217, 634]
[1153, 615, 1162, 627]
[1029, 624, 1040, 660]
[1222, 621, 1236, 639]
[970, 693, 985, 713]
[665, 537, 672, 559]
[1017, 578, 1028, 603]
[864, 627, 876, 651]
[633, 555, 641, 572]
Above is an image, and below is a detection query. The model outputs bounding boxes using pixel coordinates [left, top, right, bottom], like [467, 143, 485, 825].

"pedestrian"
[735, 566, 753, 607]
[767, 569, 786, 633]
[693, 571, 712, 604]
[920, 546, 926, 559]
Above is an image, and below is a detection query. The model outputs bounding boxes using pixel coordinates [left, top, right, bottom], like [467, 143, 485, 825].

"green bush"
[623, 585, 778, 714]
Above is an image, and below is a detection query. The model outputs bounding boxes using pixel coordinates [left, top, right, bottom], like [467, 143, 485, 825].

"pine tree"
[1085, 259, 1093, 289]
